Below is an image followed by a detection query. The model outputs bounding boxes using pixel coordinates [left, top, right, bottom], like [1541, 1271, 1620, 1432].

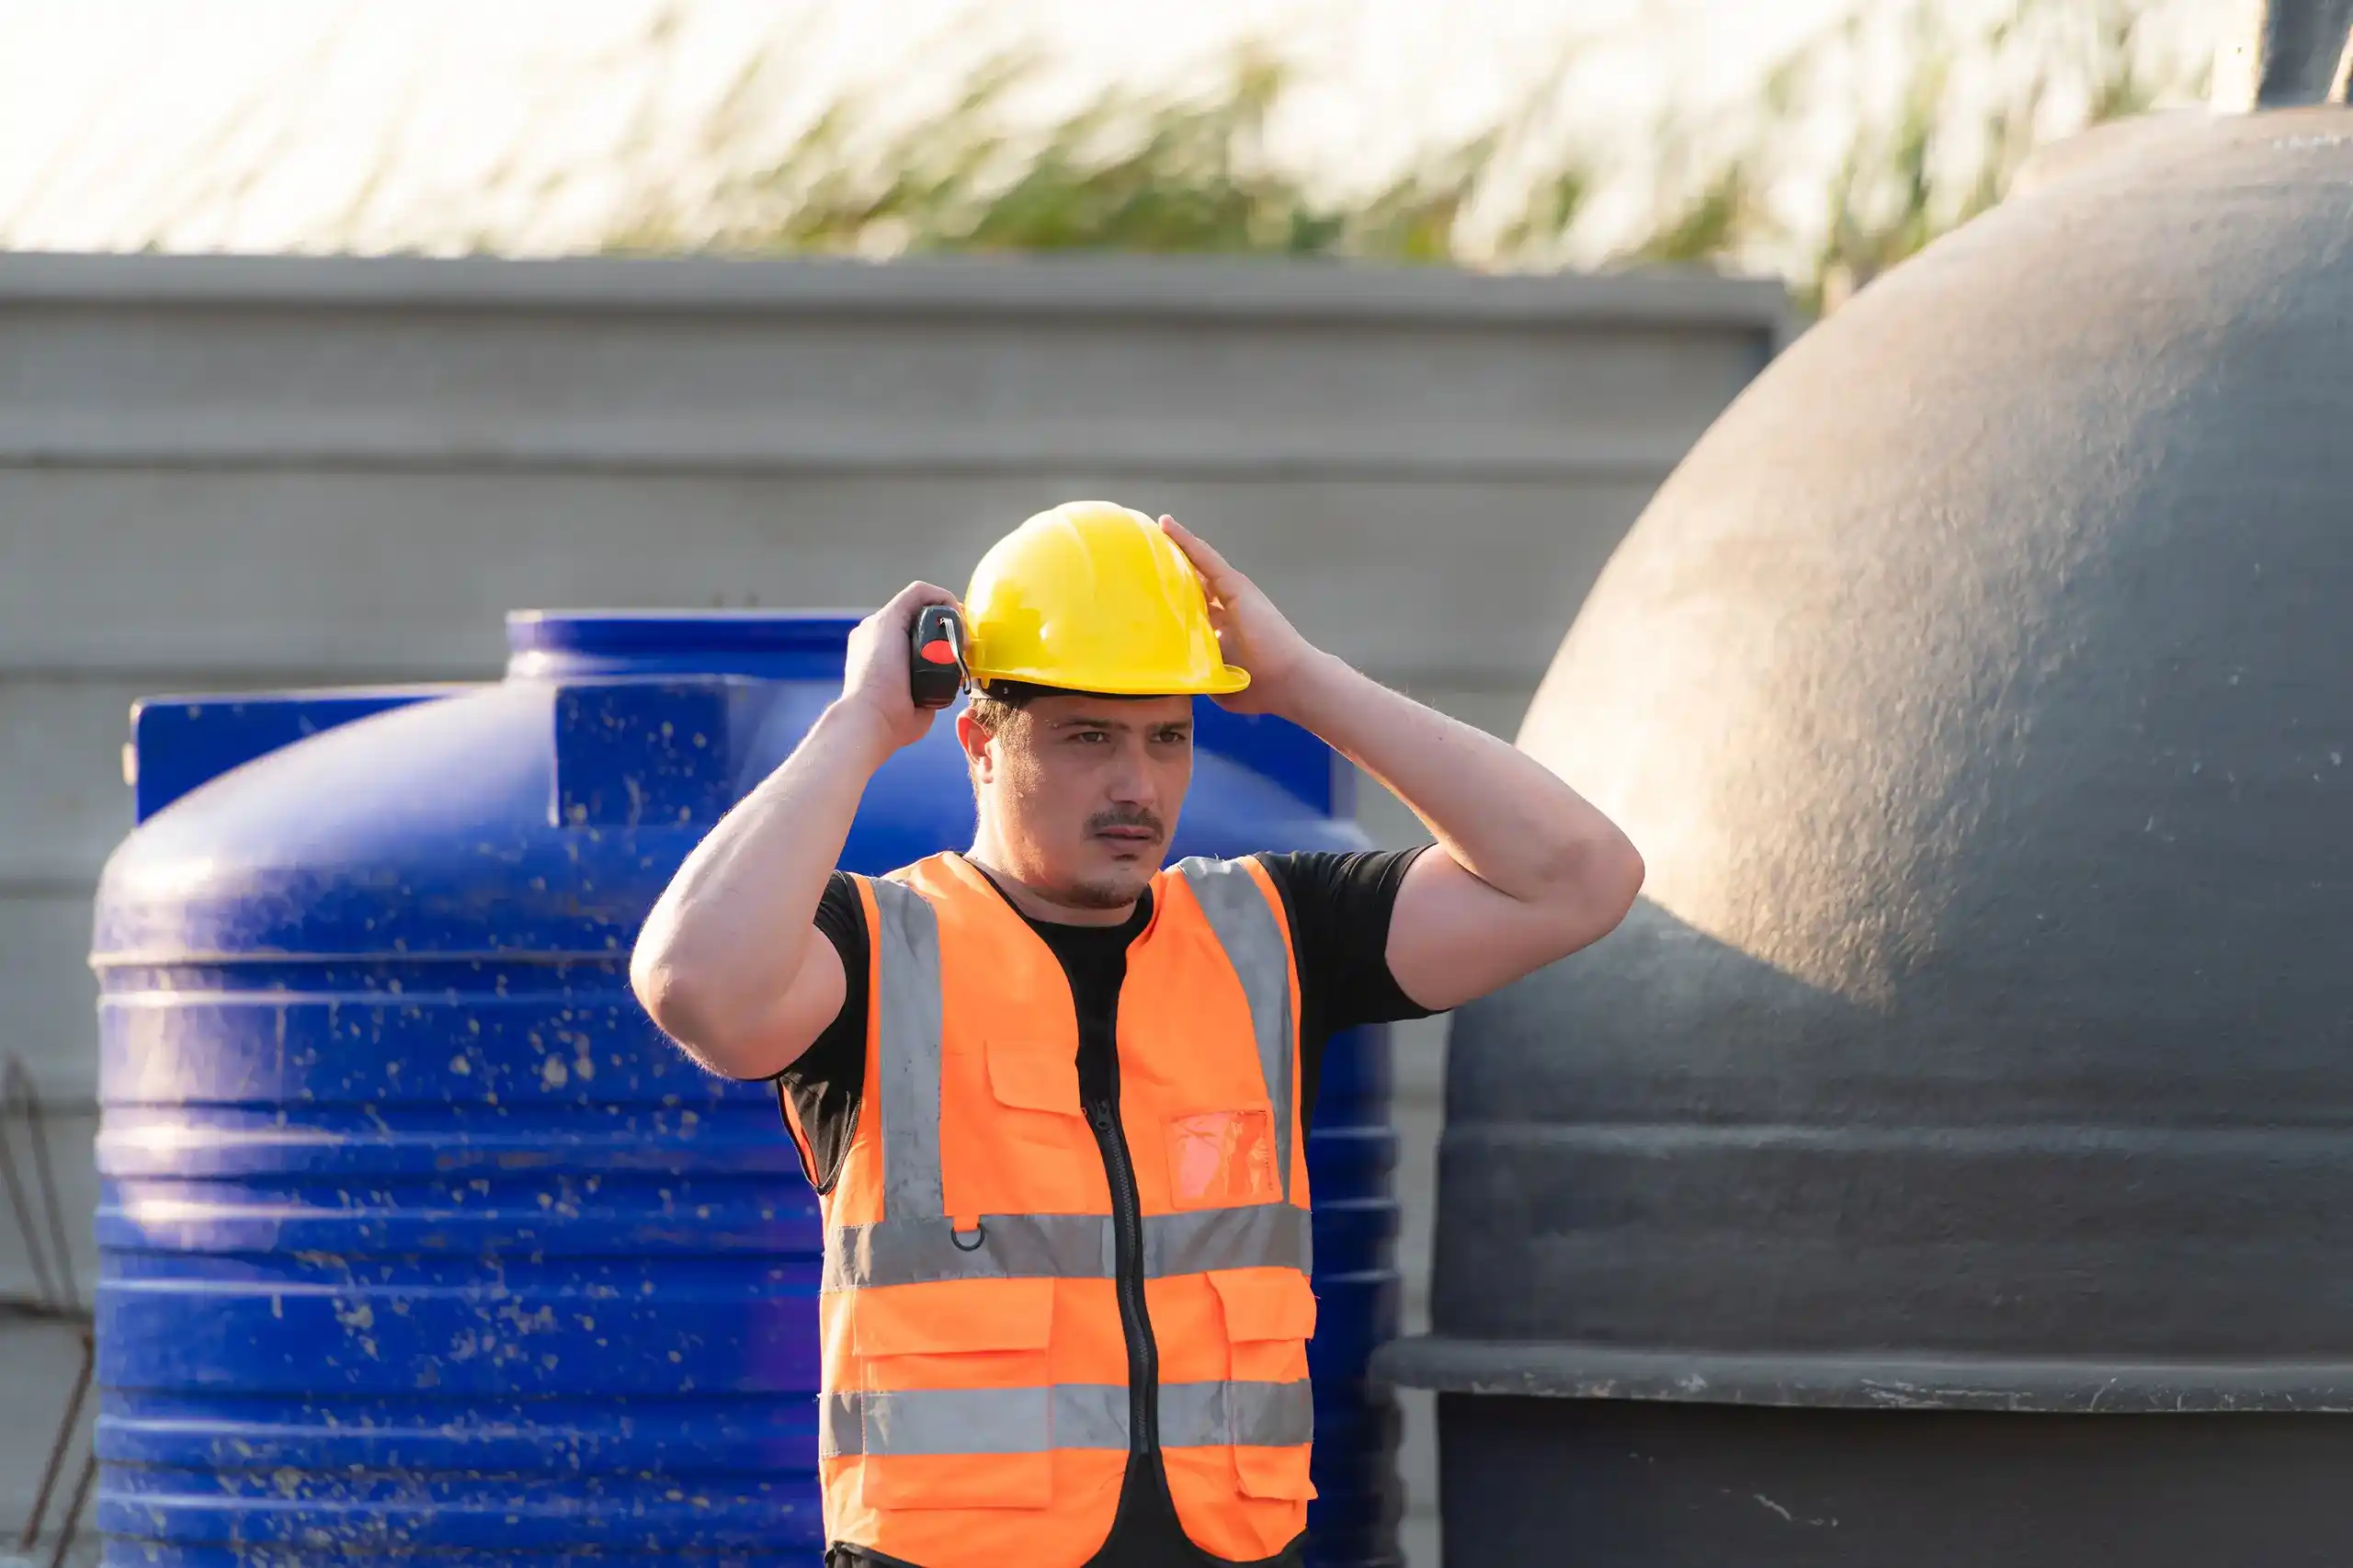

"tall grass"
[570, 23, 1571, 266]
[563, 0, 2210, 311]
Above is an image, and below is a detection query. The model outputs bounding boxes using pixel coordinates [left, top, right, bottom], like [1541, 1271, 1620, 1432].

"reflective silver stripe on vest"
[1174, 857, 1297, 1202]
[824, 1200, 1311, 1292]
[868, 878, 945, 1220]
[1162, 1377, 1315, 1449]
[824, 1211, 1113, 1292]
[1142, 1200, 1311, 1280]
[820, 1383, 1068, 1459]
[820, 1381, 1312, 1458]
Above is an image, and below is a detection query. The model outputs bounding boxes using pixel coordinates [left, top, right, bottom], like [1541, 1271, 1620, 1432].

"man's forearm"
[1280, 650, 1636, 905]
[631, 699, 893, 1065]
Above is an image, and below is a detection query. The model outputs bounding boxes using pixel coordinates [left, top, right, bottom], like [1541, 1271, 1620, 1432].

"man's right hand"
[632, 580, 961, 1082]
[839, 581, 962, 752]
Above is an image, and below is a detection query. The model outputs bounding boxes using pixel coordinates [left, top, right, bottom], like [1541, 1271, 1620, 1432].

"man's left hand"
[1157, 515, 1324, 716]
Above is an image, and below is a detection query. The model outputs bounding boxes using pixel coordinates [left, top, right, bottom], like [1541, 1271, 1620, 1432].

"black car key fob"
[909, 605, 966, 710]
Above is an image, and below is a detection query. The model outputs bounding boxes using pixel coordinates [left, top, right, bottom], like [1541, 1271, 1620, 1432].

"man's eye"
[1156, 730, 1191, 744]
[1074, 731, 1109, 744]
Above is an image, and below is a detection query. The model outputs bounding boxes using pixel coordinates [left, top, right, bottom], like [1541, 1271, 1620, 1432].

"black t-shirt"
[779, 849, 1437, 1192]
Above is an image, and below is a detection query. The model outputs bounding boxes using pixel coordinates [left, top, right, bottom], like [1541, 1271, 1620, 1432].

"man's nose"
[1106, 742, 1154, 806]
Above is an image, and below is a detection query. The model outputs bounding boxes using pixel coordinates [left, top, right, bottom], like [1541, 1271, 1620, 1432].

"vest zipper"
[1088, 1096, 1158, 1455]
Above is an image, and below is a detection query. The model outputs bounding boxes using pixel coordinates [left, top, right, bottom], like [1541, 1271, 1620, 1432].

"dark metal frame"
[3, 1054, 96, 1568]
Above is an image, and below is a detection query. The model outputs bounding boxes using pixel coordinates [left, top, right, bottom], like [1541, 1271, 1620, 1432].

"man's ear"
[955, 710, 995, 780]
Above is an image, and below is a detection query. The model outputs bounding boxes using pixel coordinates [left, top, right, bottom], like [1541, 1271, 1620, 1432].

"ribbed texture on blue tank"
[92, 610, 1403, 1567]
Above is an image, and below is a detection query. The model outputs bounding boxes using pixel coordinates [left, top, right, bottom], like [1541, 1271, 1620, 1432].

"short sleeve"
[774, 871, 870, 1194]
[1253, 846, 1440, 1128]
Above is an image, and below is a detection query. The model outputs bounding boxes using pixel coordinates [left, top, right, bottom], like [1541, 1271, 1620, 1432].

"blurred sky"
[0, 0, 2221, 256]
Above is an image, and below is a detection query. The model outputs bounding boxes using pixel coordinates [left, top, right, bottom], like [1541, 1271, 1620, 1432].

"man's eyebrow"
[1042, 713, 1192, 732]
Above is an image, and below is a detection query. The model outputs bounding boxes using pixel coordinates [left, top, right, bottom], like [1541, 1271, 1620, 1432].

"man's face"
[960, 693, 1195, 913]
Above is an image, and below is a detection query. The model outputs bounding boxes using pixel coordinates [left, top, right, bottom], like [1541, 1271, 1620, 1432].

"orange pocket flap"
[986, 1039, 1083, 1116]
[1234, 1443, 1318, 1502]
[1208, 1267, 1318, 1343]
[854, 1278, 1056, 1358]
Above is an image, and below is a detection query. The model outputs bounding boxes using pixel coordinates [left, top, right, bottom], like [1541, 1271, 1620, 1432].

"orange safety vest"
[793, 851, 1317, 1567]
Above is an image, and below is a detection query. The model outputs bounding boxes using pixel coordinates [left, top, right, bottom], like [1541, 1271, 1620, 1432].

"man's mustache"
[1087, 809, 1165, 838]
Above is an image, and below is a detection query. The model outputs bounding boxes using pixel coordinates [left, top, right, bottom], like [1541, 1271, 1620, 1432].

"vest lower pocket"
[1203, 1268, 1319, 1502]
[849, 1279, 1059, 1512]
[1206, 1266, 1317, 1385]
[852, 1278, 1056, 1358]
[863, 1457, 1053, 1510]
[856, 1393, 1056, 1511]
[1233, 1441, 1317, 1502]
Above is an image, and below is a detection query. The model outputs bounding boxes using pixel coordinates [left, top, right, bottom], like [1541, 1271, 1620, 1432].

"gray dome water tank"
[1380, 14, 2353, 1564]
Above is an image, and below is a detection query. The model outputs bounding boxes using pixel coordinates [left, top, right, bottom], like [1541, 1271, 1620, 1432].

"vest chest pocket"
[1165, 1108, 1279, 1209]
[984, 1038, 1083, 1112]
[850, 1279, 1057, 1510]
[984, 1039, 1095, 1120]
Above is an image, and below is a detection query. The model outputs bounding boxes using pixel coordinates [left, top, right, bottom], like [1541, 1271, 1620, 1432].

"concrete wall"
[0, 250, 1787, 1558]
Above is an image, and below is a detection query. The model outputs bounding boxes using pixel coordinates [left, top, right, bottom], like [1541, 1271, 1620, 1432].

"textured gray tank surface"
[1379, 63, 2353, 1568]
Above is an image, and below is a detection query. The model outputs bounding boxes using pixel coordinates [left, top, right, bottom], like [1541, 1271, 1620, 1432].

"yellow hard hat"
[962, 501, 1251, 697]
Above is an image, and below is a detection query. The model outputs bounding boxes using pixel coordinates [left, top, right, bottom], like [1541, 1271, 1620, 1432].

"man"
[632, 501, 1643, 1568]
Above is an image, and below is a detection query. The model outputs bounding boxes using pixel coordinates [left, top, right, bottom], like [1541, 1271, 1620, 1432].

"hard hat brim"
[966, 661, 1253, 699]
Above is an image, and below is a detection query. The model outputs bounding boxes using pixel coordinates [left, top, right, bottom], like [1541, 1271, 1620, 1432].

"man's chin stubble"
[1063, 877, 1141, 910]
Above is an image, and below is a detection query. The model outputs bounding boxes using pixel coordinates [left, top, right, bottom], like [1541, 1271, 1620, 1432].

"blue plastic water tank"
[91, 610, 1402, 1567]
